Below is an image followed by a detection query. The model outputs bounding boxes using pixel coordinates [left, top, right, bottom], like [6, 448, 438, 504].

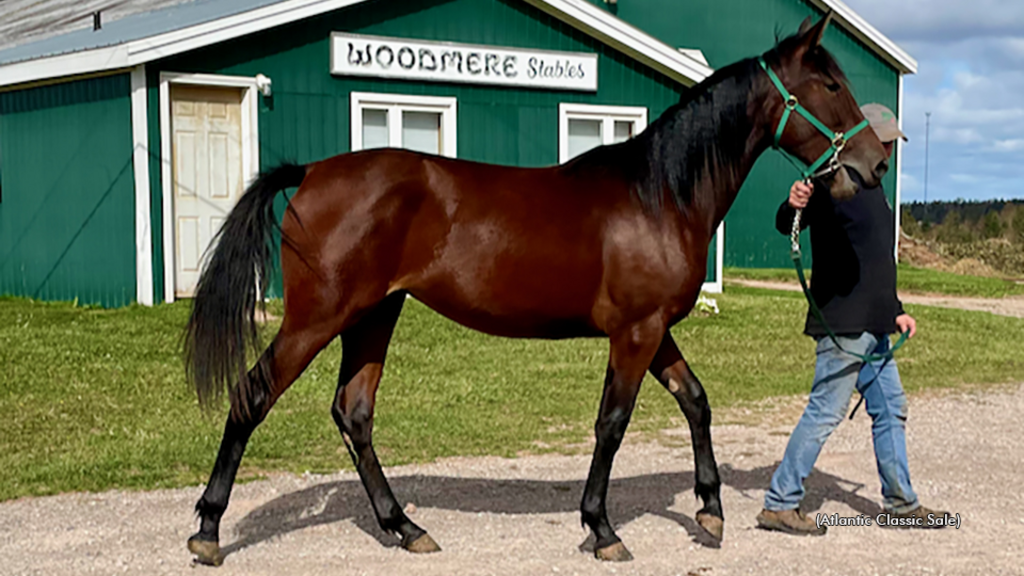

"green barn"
[0, 0, 915, 307]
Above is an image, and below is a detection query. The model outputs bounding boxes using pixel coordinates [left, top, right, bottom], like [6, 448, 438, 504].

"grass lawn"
[725, 264, 1024, 298]
[2, 287, 1022, 501]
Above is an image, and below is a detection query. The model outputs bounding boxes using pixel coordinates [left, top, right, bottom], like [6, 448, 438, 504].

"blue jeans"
[764, 332, 919, 514]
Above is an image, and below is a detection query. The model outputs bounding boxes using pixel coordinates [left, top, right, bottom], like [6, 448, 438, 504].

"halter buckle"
[786, 95, 799, 110]
[831, 132, 846, 150]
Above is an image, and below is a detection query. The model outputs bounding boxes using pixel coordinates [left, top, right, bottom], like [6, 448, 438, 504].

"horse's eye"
[826, 82, 842, 93]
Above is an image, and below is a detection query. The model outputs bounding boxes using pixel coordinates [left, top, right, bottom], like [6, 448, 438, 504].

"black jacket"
[775, 172, 904, 337]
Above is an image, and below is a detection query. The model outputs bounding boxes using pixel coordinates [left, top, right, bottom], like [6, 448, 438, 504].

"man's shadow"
[220, 462, 883, 559]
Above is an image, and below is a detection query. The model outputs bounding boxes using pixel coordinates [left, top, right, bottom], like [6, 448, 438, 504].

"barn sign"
[330, 32, 598, 91]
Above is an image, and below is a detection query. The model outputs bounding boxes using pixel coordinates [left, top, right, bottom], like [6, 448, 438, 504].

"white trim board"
[0, 0, 712, 89]
[894, 73, 904, 260]
[158, 72, 260, 303]
[703, 222, 725, 294]
[130, 65, 154, 306]
[521, 0, 711, 86]
[809, 0, 917, 74]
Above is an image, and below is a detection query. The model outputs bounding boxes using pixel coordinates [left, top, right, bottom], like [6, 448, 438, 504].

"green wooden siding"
[590, 0, 901, 268]
[147, 0, 719, 300]
[0, 74, 135, 307]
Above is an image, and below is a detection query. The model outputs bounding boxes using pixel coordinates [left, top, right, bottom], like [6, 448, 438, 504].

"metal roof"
[0, 0, 916, 75]
[0, 0, 284, 66]
[0, 0, 914, 90]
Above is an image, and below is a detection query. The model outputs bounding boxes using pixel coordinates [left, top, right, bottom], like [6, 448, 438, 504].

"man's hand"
[896, 314, 917, 338]
[789, 180, 813, 209]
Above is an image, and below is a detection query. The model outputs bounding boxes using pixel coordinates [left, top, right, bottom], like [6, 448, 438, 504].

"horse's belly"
[419, 297, 602, 339]
[403, 264, 602, 340]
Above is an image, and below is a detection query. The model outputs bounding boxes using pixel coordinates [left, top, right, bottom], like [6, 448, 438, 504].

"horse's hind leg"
[649, 333, 724, 541]
[331, 292, 439, 553]
[188, 317, 338, 566]
[581, 316, 665, 562]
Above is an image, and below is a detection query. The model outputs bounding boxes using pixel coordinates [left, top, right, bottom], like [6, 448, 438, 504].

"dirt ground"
[2, 384, 1022, 576]
[729, 278, 1024, 319]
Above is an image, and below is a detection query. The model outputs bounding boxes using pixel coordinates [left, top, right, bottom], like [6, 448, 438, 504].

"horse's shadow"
[221, 461, 883, 559]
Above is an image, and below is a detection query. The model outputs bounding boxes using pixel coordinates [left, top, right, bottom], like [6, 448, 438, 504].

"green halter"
[758, 56, 907, 365]
[757, 57, 870, 180]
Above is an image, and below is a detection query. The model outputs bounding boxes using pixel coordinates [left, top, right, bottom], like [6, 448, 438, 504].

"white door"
[171, 85, 244, 297]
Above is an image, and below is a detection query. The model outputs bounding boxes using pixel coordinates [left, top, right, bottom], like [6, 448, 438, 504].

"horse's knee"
[331, 395, 374, 446]
[672, 376, 710, 423]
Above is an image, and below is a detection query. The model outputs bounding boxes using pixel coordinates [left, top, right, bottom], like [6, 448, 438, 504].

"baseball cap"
[860, 103, 908, 143]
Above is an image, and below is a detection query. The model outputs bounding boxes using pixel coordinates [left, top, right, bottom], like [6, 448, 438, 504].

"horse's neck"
[688, 77, 772, 237]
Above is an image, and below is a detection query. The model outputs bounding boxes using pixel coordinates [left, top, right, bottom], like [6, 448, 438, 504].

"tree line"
[901, 200, 1024, 276]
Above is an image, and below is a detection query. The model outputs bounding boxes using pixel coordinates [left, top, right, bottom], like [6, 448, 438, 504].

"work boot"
[755, 508, 827, 536]
[882, 505, 953, 529]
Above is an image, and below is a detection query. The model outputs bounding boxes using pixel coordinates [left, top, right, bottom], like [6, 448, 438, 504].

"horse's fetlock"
[580, 495, 605, 525]
[195, 496, 226, 520]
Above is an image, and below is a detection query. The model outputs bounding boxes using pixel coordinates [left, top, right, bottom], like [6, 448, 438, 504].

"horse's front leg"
[649, 332, 724, 541]
[581, 315, 665, 561]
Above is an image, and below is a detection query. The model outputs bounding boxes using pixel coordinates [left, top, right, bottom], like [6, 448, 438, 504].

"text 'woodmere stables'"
[331, 33, 598, 91]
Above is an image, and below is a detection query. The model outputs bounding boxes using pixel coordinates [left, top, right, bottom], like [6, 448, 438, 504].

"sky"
[842, 0, 1024, 202]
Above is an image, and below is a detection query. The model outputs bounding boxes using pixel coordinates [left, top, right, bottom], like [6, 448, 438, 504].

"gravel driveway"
[2, 384, 1022, 576]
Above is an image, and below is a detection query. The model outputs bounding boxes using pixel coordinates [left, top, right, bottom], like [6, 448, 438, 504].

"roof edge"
[521, 0, 713, 86]
[813, 0, 918, 74]
[0, 0, 712, 89]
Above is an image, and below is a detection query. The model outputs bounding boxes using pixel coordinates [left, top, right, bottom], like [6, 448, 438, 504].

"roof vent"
[93, 11, 102, 31]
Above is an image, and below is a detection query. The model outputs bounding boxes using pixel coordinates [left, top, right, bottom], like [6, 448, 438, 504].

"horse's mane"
[564, 58, 758, 213]
[564, 30, 849, 214]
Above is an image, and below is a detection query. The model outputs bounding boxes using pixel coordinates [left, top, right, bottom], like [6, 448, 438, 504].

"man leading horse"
[756, 104, 950, 535]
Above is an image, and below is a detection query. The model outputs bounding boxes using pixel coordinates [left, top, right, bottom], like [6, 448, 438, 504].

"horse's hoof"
[697, 512, 724, 541]
[404, 533, 442, 554]
[188, 536, 224, 566]
[595, 541, 633, 562]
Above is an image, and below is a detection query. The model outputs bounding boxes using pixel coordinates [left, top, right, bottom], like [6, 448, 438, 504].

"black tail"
[185, 163, 307, 411]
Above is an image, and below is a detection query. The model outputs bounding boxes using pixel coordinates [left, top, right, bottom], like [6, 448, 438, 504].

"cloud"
[988, 139, 1024, 152]
[843, 0, 1024, 42]
[900, 173, 922, 194]
[844, 0, 1024, 201]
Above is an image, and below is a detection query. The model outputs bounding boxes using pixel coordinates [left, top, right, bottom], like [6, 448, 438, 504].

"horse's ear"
[797, 16, 814, 36]
[799, 12, 833, 49]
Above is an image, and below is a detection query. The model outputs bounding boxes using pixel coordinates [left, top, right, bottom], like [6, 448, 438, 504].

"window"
[558, 103, 647, 163]
[350, 92, 457, 157]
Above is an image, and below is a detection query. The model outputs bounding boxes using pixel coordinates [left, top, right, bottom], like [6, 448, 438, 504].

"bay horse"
[185, 14, 887, 565]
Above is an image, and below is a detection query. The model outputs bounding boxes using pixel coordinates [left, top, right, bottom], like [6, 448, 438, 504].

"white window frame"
[350, 92, 457, 158]
[158, 72, 261, 304]
[558, 103, 647, 163]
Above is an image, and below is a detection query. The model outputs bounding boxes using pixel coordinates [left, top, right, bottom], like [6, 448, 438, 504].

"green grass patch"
[894, 265, 1024, 298]
[1, 289, 1022, 501]
[725, 264, 1024, 298]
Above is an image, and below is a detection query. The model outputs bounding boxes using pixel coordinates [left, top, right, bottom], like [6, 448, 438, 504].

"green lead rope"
[789, 223, 909, 364]
[789, 220, 909, 420]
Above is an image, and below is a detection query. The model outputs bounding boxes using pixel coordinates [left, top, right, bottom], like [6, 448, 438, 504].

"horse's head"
[761, 13, 889, 199]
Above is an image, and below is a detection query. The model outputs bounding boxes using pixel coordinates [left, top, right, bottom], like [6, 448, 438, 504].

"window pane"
[567, 118, 602, 160]
[402, 111, 441, 155]
[362, 108, 389, 149]
[613, 120, 634, 143]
